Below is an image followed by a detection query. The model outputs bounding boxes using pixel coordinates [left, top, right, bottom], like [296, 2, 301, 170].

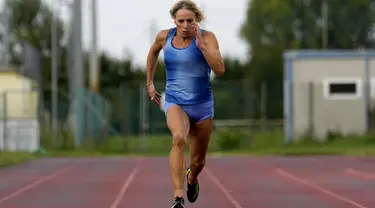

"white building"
[284, 50, 375, 143]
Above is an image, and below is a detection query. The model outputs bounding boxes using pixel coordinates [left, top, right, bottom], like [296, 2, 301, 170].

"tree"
[240, 0, 375, 118]
[215, 57, 247, 81]
[241, 0, 375, 50]
[7, 0, 66, 87]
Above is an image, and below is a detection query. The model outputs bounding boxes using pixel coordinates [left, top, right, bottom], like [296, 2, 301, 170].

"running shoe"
[171, 196, 185, 208]
[186, 167, 200, 203]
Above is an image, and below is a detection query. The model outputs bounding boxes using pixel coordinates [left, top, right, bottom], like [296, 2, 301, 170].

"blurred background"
[0, 0, 374, 157]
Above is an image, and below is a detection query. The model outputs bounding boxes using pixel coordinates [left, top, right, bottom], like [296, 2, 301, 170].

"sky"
[2, 0, 250, 67]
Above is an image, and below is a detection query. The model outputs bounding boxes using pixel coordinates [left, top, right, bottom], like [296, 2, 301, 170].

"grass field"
[1, 129, 375, 168]
[0, 152, 38, 168]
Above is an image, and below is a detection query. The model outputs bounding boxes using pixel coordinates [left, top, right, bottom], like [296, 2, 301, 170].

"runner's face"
[174, 9, 196, 37]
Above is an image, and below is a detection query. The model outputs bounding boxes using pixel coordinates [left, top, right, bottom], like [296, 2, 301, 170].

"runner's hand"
[147, 83, 161, 105]
[192, 22, 204, 49]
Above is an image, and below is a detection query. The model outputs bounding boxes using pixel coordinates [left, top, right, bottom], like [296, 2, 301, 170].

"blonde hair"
[169, 0, 205, 23]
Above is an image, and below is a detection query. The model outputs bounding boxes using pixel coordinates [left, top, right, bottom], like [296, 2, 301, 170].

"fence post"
[307, 82, 314, 138]
[119, 84, 125, 135]
[248, 88, 256, 133]
[364, 57, 371, 132]
[139, 82, 148, 151]
[3, 91, 7, 151]
[260, 82, 267, 131]
[0, 92, 2, 152]
[242, 79, 251, 132]
[75, 88, 84, 148]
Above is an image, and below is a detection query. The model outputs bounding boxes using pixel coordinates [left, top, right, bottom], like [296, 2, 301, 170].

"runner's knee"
[172, 132, 186, 148]
[191, 157, 205, 170]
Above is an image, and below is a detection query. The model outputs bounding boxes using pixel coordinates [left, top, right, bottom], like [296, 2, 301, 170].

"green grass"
[38, 129, 375, 157]
[0, 152, 38, 168]
[2, 129, 375, 169]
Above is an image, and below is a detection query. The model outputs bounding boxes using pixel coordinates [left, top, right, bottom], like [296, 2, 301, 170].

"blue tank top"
[163, 27, 213, 105]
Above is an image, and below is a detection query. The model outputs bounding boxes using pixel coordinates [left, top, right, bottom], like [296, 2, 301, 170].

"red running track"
[0, 156, 375, 208]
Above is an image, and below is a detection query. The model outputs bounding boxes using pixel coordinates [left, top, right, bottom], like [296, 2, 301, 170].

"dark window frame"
[323, 78, 361, 100]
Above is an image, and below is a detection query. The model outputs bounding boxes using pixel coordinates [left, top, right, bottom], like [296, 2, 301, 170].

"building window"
[329, 83, 356, 94]
[323, 78, 361, 100]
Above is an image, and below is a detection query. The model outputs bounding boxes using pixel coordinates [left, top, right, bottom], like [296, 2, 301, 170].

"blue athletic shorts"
[164, 99, 214, 123]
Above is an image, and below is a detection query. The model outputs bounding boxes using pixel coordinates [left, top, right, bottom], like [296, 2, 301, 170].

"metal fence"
[0, 80, 284, 153]
[91, 80, 284, 153]
[0, 87, 114, 152]
[41, 88, 113, 150]
[0, 89, 39, 152]
[102, 80, 283, 135]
